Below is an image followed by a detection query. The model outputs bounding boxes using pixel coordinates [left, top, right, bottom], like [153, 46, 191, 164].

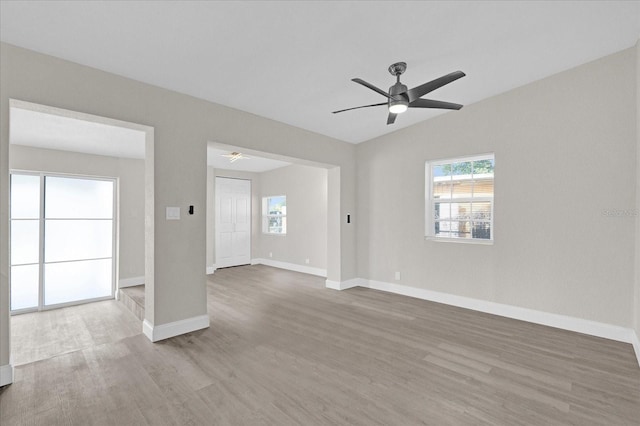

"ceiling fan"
[333, 62, 466, 125]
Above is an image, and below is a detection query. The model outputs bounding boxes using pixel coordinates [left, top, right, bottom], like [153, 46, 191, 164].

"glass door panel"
[10, 264, 39, 311]
[44, 259, 112, 306]
[45, 176, 114, 218]
[11, 220, 40, 265]
[10, 173, 115, 313]
[43, 175, 114, 307]
[44, 220, 113, 262]
[11, 174, 40, 218]
[10, 174, 41, 311]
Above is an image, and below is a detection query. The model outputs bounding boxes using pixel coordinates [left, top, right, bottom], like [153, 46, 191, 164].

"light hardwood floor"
[1, 265, 639, 425]
[10, 298, 141, 366]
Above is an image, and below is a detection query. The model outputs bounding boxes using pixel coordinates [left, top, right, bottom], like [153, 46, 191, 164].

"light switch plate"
[166, 206, 180, 220]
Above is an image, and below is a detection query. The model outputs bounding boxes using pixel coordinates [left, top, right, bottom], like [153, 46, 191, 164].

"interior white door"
[215, 177, 251, 268]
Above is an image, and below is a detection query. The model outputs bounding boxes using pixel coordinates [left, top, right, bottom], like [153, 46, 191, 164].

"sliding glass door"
[10, 173, 116, 313]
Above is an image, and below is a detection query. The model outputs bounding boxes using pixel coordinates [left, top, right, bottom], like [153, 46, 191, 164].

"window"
[425, 154, 494, 243]
[262, 195, 286, 234]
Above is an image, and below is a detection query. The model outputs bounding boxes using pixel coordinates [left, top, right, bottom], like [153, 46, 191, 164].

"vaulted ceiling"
[1, 1, 639, 144]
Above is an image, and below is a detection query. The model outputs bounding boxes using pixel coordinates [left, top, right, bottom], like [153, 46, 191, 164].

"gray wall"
[0, 42, 356, 370]
[9, 145, 145, 281]
[357, 47, 637, 328]
[636, 39, 640, 340]
[206, 164, 328, 273]
[256, 164, 327, 270]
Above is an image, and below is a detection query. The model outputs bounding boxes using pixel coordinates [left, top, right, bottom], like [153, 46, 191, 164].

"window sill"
[263, 232, 287, 236]
[425, 236, 493, 245]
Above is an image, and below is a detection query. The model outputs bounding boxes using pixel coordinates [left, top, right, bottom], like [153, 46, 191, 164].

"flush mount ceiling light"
[221, 151, 250, 163]
[333, 62, 465, 125]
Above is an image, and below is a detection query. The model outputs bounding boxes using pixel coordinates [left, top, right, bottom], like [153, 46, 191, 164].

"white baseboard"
[362, 279, 635, 346]
[0, 363, 14, 387]
[631, 330, 640, 368]
[142, 314, 210, 343]
[206, 265, 217, 275]
[251, 258, 327, 277]
[325, 278, 366, 291]
[119, 276, 145, 288]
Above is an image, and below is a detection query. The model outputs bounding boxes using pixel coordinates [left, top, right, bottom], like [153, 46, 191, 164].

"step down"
[119, 284, 145, 321]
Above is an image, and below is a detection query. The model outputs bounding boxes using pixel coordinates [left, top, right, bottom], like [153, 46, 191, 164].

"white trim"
[429, 152, 495, 166]
[362, 279, 635, 345]
[10, 99, 154, 133]
[425, 236, 494, 245]
[142, 320, 153, 341]
[142, 314, 209, 343]
[325, 280, 341, 290]
[251, 258, 326, 277]
[325, 278, 365, 291]
[631, 330, 640, 368]
[118, 276, 145, 288]
[0, 363, 14, 387]
[206, 265, 216, 275]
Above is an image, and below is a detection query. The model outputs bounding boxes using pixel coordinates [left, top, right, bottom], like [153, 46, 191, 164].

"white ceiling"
[10, 106, 146, 159]
[207, 146, 291, 172]
[11, 104, 290, 171]
[1, 1, 639, 144]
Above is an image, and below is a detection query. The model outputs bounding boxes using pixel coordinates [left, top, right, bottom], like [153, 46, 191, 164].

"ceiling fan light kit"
[388, 102, 408, 114]
[333, 61, 465, 125]
[221, 151, 250, 163]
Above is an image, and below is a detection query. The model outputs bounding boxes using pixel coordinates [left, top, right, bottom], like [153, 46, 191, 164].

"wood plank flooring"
[9, 299, 141, 366]
[1, 265, 639, 425]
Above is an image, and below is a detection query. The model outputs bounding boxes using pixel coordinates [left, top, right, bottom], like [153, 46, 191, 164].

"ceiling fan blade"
[409, 98, 463, 110]
[406, 71, 465, 103]
[332, 102, 387, 114]
[352, 78, 393, 99]
[387, 112, 397, 125]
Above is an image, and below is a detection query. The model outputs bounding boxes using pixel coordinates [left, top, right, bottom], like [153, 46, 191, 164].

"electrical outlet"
[395, 271, 401, 281]
[305, 258, 310, 264]
[269, 252, 273, 258]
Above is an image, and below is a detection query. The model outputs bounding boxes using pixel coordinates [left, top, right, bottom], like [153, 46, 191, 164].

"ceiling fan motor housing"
[388, 63, 409, 111]
[389, 81, 409, 110]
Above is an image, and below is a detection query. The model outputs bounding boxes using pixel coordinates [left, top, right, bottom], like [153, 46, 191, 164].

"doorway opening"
[7, 99, 154, 366]
[207, 142, 334, 280]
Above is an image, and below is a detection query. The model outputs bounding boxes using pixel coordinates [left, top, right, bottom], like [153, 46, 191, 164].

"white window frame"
[262, 195, 287, 235]
[425, 153, 494, 245]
